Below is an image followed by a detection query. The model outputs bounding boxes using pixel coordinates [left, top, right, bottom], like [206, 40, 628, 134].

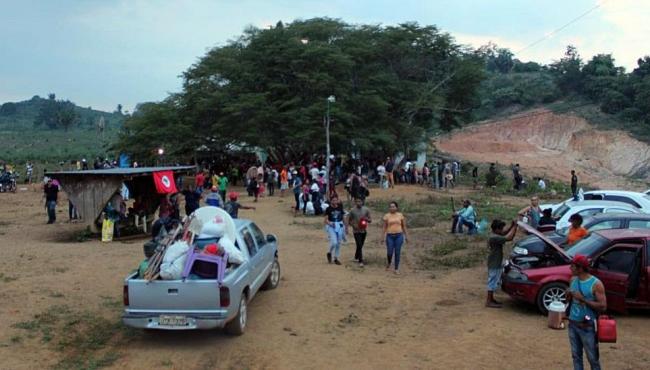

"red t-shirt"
[195, 173, 205, 187]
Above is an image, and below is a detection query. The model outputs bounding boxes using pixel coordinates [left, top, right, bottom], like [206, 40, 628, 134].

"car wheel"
[261, 258, 281, 290]
[536, 282, 568, 314]
[225, 293, 247, 335]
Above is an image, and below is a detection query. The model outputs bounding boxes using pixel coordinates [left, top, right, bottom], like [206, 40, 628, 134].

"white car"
[552, 200, 641, 230]
[541, 190, 650, 214]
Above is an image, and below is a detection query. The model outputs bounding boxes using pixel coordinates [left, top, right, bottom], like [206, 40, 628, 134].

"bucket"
[547, 301, 566, 330]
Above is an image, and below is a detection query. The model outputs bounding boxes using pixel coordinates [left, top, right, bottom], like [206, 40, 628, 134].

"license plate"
[159, 315, 187, 326]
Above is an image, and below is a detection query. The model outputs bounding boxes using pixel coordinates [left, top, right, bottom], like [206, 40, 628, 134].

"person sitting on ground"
[538, 208, 556, 227]
[205, 186, 223, 208]
[566, 214, 588, 246]
[224, 192, 255, 219]
[451, 199, 477, 234]
[486, 219, 518, 308]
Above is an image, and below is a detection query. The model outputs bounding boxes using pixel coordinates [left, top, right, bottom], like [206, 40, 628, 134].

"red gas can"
[597, 315, 617, 343]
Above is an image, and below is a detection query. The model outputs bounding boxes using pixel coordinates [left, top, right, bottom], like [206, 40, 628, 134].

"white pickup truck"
[122, 219, 280, 335]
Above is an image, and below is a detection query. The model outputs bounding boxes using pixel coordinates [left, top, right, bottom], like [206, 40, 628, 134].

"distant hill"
[0, 95, 124, 166]
[0, 95, 124, 130]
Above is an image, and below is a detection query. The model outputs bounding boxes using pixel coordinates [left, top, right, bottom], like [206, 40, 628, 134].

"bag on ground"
[101, 218, 114, 242]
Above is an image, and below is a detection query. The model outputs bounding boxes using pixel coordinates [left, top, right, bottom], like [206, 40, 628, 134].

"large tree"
[116, 18, 486, 162]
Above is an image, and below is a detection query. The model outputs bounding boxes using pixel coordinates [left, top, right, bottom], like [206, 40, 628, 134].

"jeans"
[326, 222, 345, 259]
[487, 268, 502, 291]
[46, 200, 56, 223]
[569, 322, 601, 370]
[386, 233, 404, 270]
[294, 192, 300, 211]
[353, 232, 366, 262]
[68, 201, 78, 220]
[460, 217, 476, 234]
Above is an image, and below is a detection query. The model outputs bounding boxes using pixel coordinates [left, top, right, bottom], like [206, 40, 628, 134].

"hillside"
[436, 108, 650, 190]
[0, 95, 123, 165]
[0, 95, 123, 130]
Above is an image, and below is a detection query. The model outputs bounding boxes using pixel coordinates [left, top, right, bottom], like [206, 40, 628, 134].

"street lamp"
[325, 95, 335, 201]
[157, 148, 164, 166]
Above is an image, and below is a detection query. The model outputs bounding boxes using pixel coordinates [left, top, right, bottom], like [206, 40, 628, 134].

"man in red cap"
[224, 192, 255, 219]
[566, 254, 606, 370]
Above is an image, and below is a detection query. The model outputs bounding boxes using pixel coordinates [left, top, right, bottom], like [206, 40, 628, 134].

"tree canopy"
[116, 18, 486, 162]
[116, 18, 650, 163]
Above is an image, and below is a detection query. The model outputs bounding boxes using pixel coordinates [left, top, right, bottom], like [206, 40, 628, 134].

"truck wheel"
[261, 258, 281, 290]
[536, 282, 568, 315]
[226, 294, 247, 335]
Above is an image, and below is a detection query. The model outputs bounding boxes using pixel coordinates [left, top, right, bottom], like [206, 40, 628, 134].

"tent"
[47, 166, 195, 233]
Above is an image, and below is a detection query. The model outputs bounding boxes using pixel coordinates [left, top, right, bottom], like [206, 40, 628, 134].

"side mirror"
[266, 234, 277, 244]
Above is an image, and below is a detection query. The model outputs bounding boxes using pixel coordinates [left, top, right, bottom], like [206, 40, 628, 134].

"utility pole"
[325, 95, 335, 201]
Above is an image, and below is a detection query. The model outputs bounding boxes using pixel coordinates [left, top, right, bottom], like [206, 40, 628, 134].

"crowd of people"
[34, 153, 601, 370]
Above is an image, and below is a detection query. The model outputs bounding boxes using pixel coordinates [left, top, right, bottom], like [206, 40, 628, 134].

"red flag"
[153, 171, 178, 194]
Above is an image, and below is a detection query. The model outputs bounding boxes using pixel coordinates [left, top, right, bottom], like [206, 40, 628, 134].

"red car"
[502, 222, 650, 314]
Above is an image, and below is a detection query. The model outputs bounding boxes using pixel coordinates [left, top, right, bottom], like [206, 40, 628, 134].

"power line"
[516, 0, 608, 56]
[430, 0, 608, 94]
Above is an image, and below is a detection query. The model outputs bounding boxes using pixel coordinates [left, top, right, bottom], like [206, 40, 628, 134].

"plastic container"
[547, 301, 566, 329]
[597, 315, 617, 343]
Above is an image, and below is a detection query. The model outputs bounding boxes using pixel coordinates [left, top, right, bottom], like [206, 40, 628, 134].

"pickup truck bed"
[122, 218, 280, 334]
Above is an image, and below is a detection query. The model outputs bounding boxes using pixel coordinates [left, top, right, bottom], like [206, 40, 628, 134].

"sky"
[1, 0, 648, 112]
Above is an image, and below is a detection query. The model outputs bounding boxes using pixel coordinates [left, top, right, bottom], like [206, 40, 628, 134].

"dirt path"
[1, 186, 649, 369]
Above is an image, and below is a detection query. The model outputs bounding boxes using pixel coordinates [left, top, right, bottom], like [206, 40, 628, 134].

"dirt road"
[1, 186, 648, 370]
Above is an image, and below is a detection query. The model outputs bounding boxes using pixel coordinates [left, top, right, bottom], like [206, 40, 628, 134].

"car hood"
[515, 232, 565, 251]
[517, 221, 570, 261]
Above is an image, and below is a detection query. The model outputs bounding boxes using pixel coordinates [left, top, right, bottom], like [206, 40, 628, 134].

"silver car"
[122, 219, 280, 335]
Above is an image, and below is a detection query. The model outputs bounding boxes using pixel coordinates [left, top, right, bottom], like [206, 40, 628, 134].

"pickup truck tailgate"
[128, 279, 220, 311]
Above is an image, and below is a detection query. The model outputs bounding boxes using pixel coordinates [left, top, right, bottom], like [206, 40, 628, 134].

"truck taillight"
[123, 285, 129, 306]
[220, 286, 230, 307]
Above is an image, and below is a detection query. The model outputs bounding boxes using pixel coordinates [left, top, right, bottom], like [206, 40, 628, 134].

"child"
[224, 192, 255, 219]
[566, 214, 588, 245]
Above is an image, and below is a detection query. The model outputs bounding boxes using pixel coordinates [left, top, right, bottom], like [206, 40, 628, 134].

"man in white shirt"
[376, 164, 386, 188]
[310, 166, 320, 181]
[538, 178, 546, 190]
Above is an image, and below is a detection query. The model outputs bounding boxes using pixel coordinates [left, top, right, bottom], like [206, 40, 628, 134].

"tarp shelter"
[47, 166, 195, 233]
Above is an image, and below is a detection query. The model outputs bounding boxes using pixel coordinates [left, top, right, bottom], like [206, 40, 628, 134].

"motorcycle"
[0, 171, 18, 193]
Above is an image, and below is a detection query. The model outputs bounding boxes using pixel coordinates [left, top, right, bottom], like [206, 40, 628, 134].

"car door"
[240, 226, 263, 293]
[592, 244, 640, 313]
[642, 242, 650, 304]
[249, 223, 273, 284]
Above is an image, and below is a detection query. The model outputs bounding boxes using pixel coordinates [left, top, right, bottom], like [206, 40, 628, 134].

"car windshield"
[553, 204, 571, 218]
[565, 234, 609, 258]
